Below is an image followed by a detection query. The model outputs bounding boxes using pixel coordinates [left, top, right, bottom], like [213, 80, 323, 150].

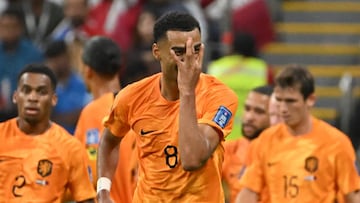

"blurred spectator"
[20, 0, 64, 50]
[207, 31, 273, 140]
[44, 40, 91, 134]
[121, 8, 158, 87]
[0, 6, 44, 121]
[51, 0, 91, 73]
[111, 0, 189, 53]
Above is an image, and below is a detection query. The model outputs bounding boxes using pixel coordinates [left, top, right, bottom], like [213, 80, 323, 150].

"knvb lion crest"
[37, 159, 53, 177]
[305, 156, 318, 173]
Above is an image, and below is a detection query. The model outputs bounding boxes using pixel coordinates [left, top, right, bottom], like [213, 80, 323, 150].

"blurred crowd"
[0, 0, 279, 135]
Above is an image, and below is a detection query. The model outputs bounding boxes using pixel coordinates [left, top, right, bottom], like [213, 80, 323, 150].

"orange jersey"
[0, 118, 95, 202]
[240, 117, 360, 203]
[105, 73, 238, 202]
[74, 92, 137, 203]
[222, 137, 250, 203]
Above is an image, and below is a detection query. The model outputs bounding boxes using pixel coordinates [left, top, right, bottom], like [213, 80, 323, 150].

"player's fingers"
[197, 43, 205, 69]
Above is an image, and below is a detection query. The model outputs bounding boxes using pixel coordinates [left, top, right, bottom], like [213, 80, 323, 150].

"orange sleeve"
[104, 90, 131, 138]
[239, 135, 265, 193]
[67, 139, 96, 201]
[198, 84, 238, 140]
[335, 139, 360, 195]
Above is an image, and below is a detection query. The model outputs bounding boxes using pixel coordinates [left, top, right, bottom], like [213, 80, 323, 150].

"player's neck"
[160, 76, 179, 101]
[91, 77, 120, 99]
[17, 118, 51, 136]
[287, 114, 313, 136]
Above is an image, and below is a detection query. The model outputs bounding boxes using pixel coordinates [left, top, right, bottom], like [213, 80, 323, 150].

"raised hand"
[171, 37, 204, 95]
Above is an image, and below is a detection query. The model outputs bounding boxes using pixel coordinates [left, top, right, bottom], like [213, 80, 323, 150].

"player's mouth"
[24, 107, 40, 115]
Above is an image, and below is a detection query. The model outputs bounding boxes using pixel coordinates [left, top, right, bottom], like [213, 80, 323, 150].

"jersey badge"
[213, 106, 232, 129]
[86, 129, 99, 145]
[37, 159, 53, 177]
[304, 175, 316, 181]
[304, 156, 318, 173]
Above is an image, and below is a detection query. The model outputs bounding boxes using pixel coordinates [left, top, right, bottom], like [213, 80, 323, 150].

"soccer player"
[74, 36, 137, 203]
[222, 85, 274, 203]
[236, 65, 360, 203]
[96, 11, 238, 202]
[0, 64, 95, 202]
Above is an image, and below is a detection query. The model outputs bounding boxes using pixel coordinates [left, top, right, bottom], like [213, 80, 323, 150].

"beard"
[241, 125, 266, 141]
[70, 16, 85, 28]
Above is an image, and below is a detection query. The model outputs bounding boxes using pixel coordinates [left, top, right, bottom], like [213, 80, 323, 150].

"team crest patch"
[213, 106, 232, 129]
[305, 156, 318, 173]
[37, 159, 53, 177]
[86, 129, 99, 145]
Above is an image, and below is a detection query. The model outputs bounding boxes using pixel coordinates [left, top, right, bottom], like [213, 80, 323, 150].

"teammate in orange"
[74, 36, 137, 203]
[96, 11, 238, 202]
[236, 65, 360, 203]
[222, 85, 274, 203]
[0, 64, 95, 202]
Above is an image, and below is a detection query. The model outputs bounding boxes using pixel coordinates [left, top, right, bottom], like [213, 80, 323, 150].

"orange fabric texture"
[74, 92, 137, 203]
[0, 118, 95, 202]
[240, 117, 360, 202]
[222, 137, 250, 203]
[104, 73, 238, 202]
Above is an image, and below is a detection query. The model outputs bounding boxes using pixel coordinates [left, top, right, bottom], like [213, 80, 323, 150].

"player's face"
[274, 86, 314, 128]
[152, 28, 201, 81]
[241, 91, 270, 140]
[14, 73, 57, 124]
[269, 94, 283, 125]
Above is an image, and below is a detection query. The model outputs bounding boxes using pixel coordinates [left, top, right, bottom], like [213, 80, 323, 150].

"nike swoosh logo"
[267, 162, 277, 167]
[140, 129, 156, 135]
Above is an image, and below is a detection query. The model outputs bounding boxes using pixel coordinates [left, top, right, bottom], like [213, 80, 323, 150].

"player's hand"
[97, 190, 114, 203]
[171, 37, 204, 95]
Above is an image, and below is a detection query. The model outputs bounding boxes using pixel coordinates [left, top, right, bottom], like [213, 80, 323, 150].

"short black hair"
[275, 64, 314, 100]
[0, 5, 24, 25]
[153, 11, 201, 43]
[82, 36, 122, 77]
[17, 64, 57, 90]
[44, 40, 67, 58]
[252, 85, 273, 96]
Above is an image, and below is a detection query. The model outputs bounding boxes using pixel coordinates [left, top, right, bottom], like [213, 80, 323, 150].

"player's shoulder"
[256, 123, 283, 142]
[314, 118, 351, 144]
[200, 73, 237, 95]
[49, 123, 83, 148]
[81, 92, 114, 114]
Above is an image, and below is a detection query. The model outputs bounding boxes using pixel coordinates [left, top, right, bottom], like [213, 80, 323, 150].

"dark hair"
[252, 85, 273, 96]
[153, 11, 201, 43]
[275, 64, 314, 100]
[0, 5, 24, 25]
[17, 64, 57, 90]
[82, 36, 122, 77]
[44, 40, 67, 58]
[233, 32, 257, 57]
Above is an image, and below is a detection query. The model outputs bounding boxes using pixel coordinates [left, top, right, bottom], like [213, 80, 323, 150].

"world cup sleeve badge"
[213, 106, 232, 129]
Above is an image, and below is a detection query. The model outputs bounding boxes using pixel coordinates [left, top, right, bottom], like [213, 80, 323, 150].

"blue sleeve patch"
[212, 106, 232, 129]
[86, 129, 99, 145]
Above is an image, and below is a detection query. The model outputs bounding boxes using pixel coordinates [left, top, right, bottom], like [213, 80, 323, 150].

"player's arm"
[345, 190, 360, 203]
[173, 37, 219, 171]
[235, 188, 259, 203]
[97, 128, 122, 201]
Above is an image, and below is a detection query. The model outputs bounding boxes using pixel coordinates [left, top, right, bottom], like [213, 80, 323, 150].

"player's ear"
[306, 93, 316, 107]
[51, 93, 58, 107]
[12, 91, 18, 104]
[152, 43, 160, 61]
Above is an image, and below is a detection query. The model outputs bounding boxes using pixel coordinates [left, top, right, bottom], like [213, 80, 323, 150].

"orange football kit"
[75, 92, 137, 203]
[0, 119, 95, 202]
[222, 137, 250, 203]
[240, 117, 360, 203]
[104, 73, 238, 202]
